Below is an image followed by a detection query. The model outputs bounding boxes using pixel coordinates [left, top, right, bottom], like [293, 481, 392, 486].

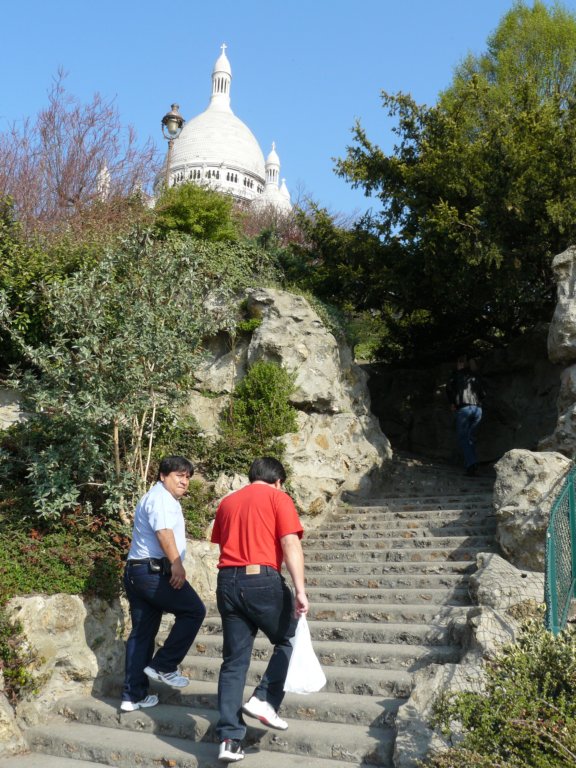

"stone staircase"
[0, 463, 497, 768]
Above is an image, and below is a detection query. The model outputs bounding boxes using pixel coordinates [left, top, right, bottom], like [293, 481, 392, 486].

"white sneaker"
[120, 694, 159, 712]
[242, 696, 288, 730]
[144, 666, 189, 688]
[219, 739, 245, 762]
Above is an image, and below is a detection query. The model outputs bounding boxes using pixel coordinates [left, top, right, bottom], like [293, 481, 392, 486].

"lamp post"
[161, 103, 185, 188]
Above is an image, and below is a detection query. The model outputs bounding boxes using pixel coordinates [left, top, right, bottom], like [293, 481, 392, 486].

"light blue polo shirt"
[127, 481, 186, 561]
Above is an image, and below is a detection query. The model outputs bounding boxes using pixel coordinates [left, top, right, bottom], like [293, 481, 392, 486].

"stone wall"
[364, 324, 561, 466]
[0, 540, 217, 755]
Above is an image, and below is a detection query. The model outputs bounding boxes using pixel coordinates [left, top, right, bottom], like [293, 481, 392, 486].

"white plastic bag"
[283, 615, 327, 694]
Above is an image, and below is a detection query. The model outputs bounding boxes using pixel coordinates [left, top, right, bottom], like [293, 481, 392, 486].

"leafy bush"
[154, 182, 239, 241]
[0, 232, 280, 527]
[151, 362, 297, 481]
[226, 361, 298, 446]
[425, 615, 576, 767]
[0, 498, 127, 603]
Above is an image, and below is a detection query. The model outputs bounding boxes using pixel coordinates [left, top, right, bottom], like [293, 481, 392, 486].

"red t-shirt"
[211, 482, 303, 571]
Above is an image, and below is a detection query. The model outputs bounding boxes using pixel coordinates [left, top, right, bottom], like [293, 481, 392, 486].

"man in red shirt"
[211, 457, 309, 763]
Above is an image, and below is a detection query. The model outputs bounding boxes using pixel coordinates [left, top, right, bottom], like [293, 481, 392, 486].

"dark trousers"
[122, 563, 206, 702]
[456, 405, 482, 469]
[216, 566, 297, 741]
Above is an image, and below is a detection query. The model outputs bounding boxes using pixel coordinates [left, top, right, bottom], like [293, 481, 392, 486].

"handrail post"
[545, 466, 576, 635]
[547, 528, 559, 635]
[570, 473, 576, 601]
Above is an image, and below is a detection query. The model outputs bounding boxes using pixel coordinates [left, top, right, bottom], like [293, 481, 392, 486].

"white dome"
[163, 46, 288, 208]
[171, 109, 265, 179]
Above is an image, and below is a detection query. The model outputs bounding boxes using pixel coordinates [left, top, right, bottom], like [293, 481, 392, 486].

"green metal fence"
[545, 466, 576, 635]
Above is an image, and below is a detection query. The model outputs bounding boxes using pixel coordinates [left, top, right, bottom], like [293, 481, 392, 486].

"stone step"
[26, 713, 372, 768]
[353, 494, 493, 507]
[196, 619, 456, 646]
[39, 698, 396, 765]
[305, 573, 470, 589]
[319, 515, 496, 530]
[99, 679, 402, 728]
[188, 634, 460, 668]
[303, 560, 476, 575]
[304, 586, 470, 605]
[305, 546, 494, 562]
[188, 601, 470, 626]
[309, 524, 496, 540]
[336, 502, 492, 516]
[306, 535, 495, 551]
[178, 655, 413, 698]
[0, 758, 116, 768]
[308, 603, 470, 624]
[333, 507, 494, 518]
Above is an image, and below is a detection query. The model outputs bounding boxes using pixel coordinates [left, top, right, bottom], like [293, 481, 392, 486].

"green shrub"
[225, 360, 297, 446]
[425, 615, 576, 768]
[0, 519, 126, 604]
[154, 182, 239, 241]
[152, 362, 297, 481]
[236, 317, 262, 335]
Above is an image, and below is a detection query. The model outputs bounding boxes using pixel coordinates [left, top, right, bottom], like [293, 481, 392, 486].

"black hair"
[157, 455, 194, 480]
[248, 456, 287, 484]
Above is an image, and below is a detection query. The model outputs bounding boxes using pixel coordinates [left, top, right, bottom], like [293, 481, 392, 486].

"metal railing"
[545, 466, 576, 635]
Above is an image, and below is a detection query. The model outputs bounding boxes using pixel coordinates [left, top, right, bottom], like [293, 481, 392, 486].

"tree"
[0, 71, 158, 239]
[336, 1, 576, 362]
[281, 202, 388, 311]
[0, 232, 279, 523]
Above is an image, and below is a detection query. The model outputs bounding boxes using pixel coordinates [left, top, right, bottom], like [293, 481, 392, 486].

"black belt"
[126, 557, 172, 576]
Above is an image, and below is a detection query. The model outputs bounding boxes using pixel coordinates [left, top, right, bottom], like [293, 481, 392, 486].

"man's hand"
[169, 559, 186, 590]
[294, 589, 309, 615]
[281, 533, 309, 615]
[156, 528, 186, 590]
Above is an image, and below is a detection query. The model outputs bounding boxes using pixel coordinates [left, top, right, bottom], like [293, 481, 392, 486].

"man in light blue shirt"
[121, 455, 206, 711]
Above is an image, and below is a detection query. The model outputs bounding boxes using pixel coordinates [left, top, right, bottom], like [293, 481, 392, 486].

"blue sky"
[2, 0, 575, 217]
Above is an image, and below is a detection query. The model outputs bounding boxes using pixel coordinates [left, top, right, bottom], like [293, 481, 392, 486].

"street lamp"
[161, 103, 185, 188]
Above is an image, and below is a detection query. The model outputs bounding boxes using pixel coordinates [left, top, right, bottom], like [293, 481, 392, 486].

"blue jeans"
[122, 563, 206, 702]
[456, 405, 482, 469]
[216, 566, 297, 741]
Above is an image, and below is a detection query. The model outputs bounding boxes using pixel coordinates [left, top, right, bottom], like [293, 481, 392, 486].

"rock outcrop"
[548, 245, 576, 366]
[541, 245, 576, 457]
[192, 287, 391, 514]
[492, 449, 572, 570]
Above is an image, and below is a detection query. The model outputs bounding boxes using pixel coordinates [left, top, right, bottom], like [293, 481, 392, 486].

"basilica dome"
[165, 45, 290, 208]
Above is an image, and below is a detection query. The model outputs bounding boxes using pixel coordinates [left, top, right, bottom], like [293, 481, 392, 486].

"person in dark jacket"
[446, 356, 485, 476]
